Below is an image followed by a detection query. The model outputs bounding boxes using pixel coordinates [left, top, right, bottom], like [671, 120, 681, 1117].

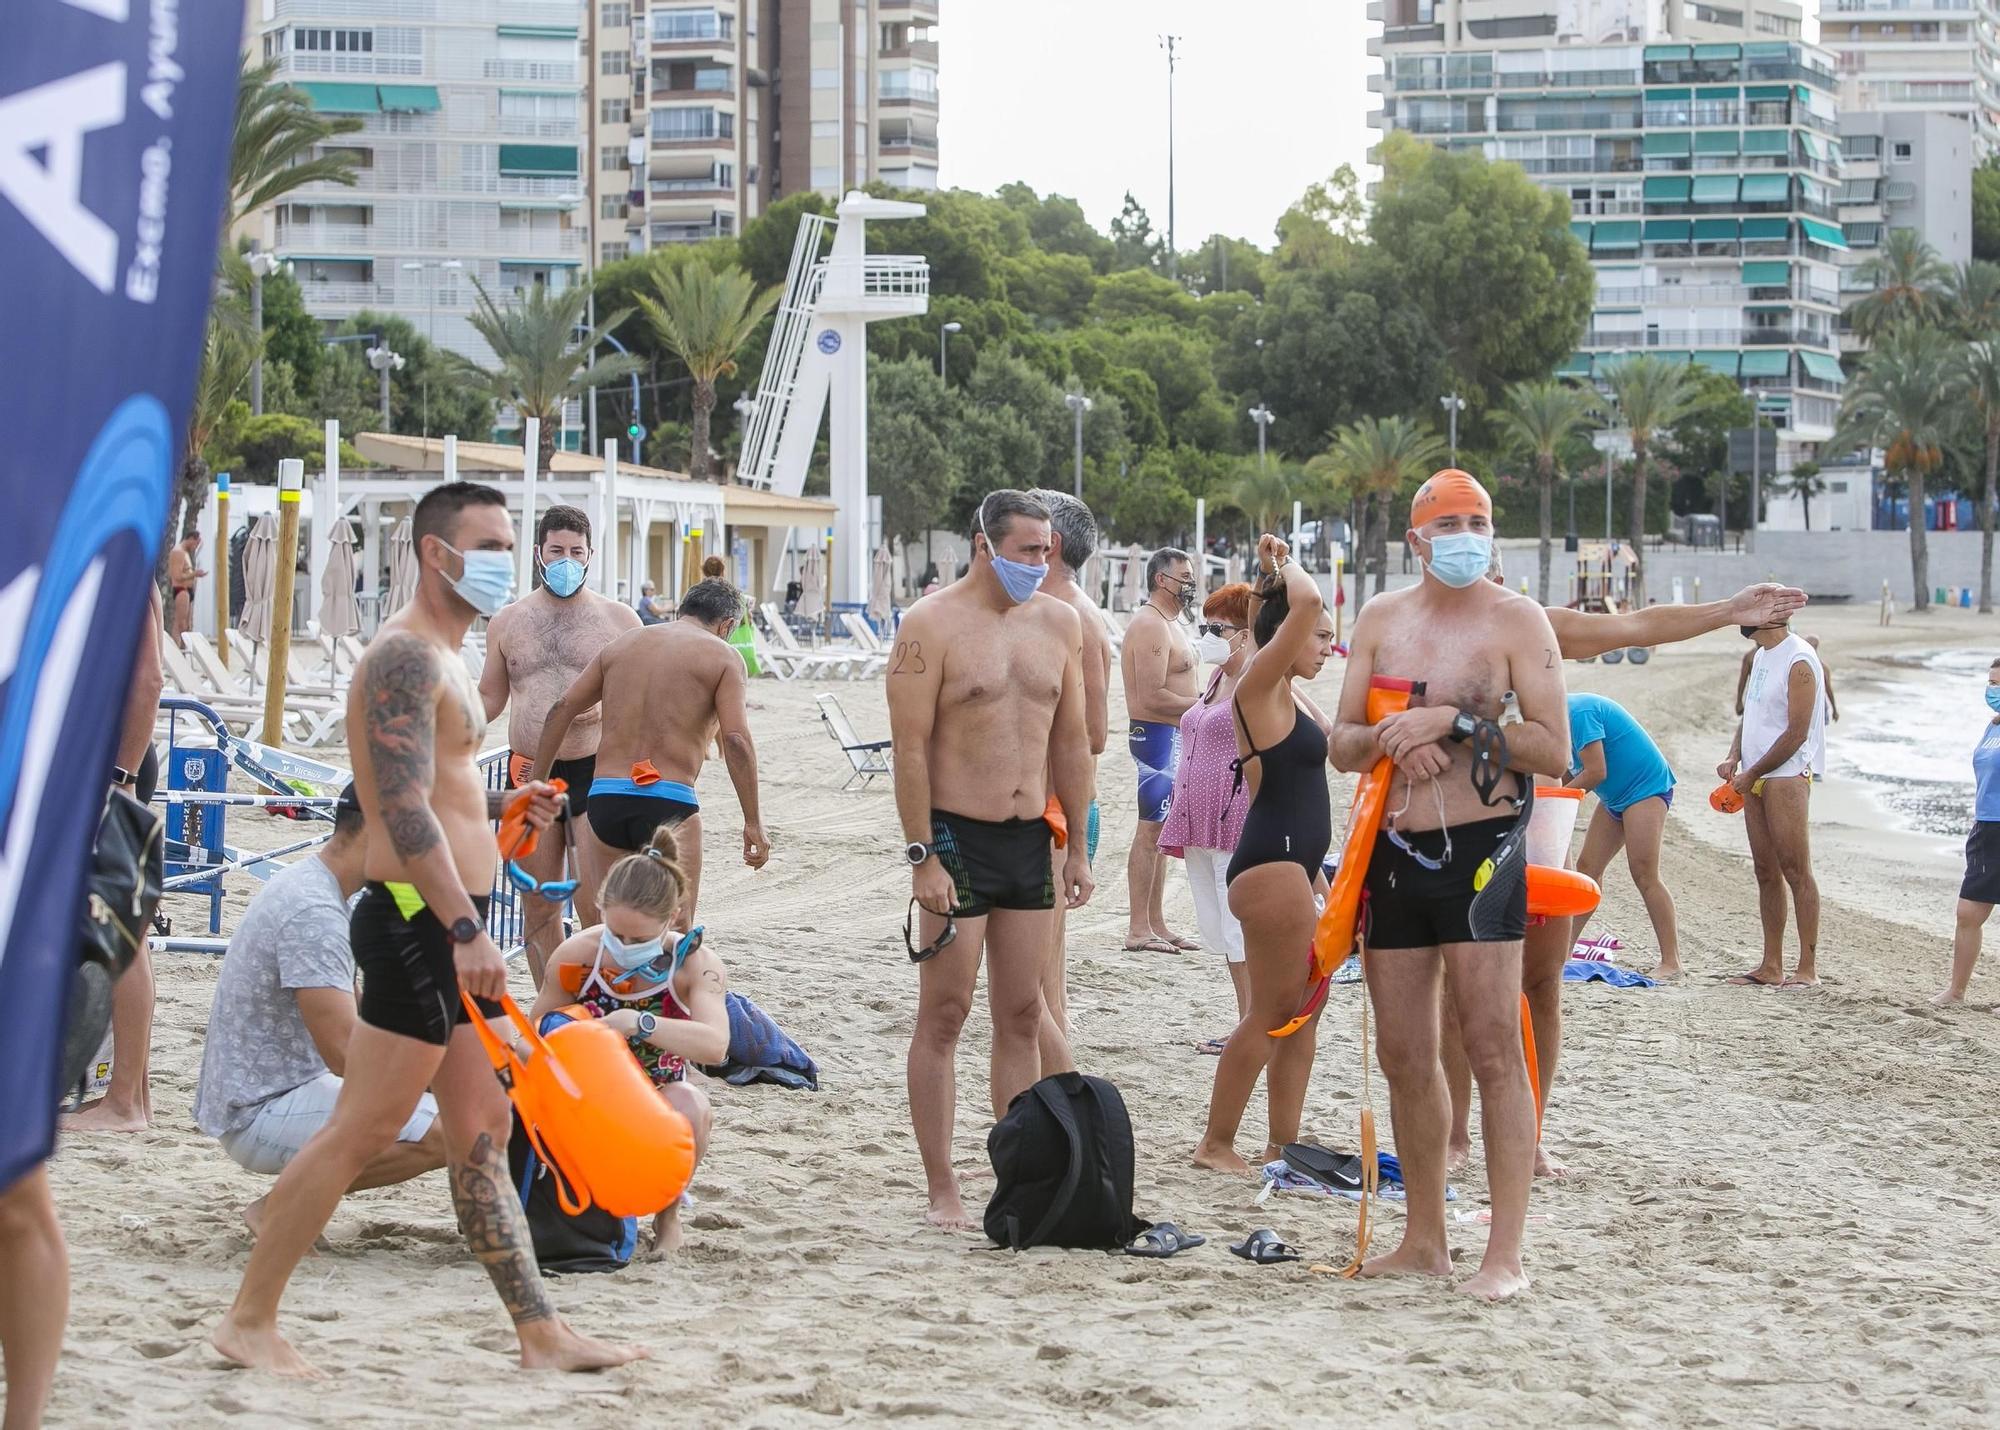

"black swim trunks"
[1363, 816, 1526, 950]
[352, 883, 494, 1045]
[587, 775, 699, 852]
[1964, 821, 2000, 904]
[931, 809, 1056, 918]
[507, 751, 597, 819]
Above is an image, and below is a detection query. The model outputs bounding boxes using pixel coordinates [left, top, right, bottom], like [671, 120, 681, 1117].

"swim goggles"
[904, 899, 957, 965]
[612, 926, 705, 990]
[503, 798, 578, 903]
[1384, 775, 1453, 871]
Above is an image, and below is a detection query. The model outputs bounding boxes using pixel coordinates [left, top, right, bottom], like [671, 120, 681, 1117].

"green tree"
[995, 182, 1115, 270]
[1599, 355, 1700, 604]
[1941, 259, 2000, 340]
[1835, 323, 1970, 611]
[1493, 379, 1599, 603]
[319, 311, 492, 441]
[1965, 339, 2000, 610]
[735, 191, 832, 291]
[237, 253, 325, 393]
[1775, 460, 1828, 532]
[1108, 192, 1164, 272]
[1850, 228, 1950, 341]
[637, 264, 780, 481]
[454, 278, 644, 475]
[207, 408, 369, 485]
[1975, 160, 2000, 263]
[1087, 269, 1199, 329]
[1273, 164, 1366, 271]
[1324, 416, 1448, 608]
[1180, 232, 1270, 297]
[176, 312, 258, 538]
[1368, 132, 1594, 409]
[995, 249, 1097, 327]
[229, 60, 363, 222]
[1229, 461, 1298, 535]
[1658, 368, 1754, 522]
[868, 357, 961, 543]
[1092, 447, 1193, 543]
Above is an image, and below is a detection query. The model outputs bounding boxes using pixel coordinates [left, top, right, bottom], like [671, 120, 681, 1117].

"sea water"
[1829, 649, 1991, 836]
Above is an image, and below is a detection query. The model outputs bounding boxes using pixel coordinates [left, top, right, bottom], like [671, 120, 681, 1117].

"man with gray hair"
[1119, 546, 1199, 952]
[1027, 489, 1112, 1054]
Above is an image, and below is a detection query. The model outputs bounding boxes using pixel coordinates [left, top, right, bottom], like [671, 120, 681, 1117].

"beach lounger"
[177, 636, 346, 747]
[759, 603, 876, 679]
[156, 642, 305, 743]
[817, 693, 892, 791]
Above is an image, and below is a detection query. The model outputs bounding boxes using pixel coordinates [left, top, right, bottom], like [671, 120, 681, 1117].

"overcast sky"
[937, 1, 1377, 252]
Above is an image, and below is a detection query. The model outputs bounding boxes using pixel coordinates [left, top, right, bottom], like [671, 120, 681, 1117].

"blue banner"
[0, 3, 239, 1186]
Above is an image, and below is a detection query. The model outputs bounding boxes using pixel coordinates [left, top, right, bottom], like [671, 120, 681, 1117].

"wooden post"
[213, 473, 231, 668]
[1333, 553, 1343, 644]
[263, 460, 304, 747]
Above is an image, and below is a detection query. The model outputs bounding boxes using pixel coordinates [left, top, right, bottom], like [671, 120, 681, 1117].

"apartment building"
[1823, 0, 2000, 155]
[1837, 108, 1974, 352]
[1370, 0, 1845, 461]
[243, 0, 591, 365]
[585, 0, 938, 269]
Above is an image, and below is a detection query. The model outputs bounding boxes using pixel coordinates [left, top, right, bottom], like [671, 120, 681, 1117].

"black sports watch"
[110, 766, 137, 788]
[1447, 711, 1480, 744]
[446, 915, 483, 946]
[906, 841, 934, 866]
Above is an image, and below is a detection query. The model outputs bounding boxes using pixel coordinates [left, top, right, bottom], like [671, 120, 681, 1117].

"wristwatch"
[446, 915, 483, 946]
[1447, 711, 1480, 744]
[905, 840, 934, 866]
[110, 766, 136, 788]
[634, 1011, 658, 1039]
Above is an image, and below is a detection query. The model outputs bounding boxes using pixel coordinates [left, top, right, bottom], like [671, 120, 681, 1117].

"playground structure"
[1567, 540, 1635, 614]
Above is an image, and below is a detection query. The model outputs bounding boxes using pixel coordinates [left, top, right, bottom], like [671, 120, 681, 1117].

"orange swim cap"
[1409, 469, 1492, 529]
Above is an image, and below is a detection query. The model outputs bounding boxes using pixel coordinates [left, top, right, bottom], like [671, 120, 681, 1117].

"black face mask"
[1739, 625, 1760, 639]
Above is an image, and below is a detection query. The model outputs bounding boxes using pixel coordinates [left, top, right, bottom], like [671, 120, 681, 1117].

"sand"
[26, 601, 2000, 1427]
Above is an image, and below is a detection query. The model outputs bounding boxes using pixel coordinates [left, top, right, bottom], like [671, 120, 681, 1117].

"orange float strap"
[497, 775, 568, 861]
[1520, 992, 1544, 1138]
[1337, 944, 1380, 1278]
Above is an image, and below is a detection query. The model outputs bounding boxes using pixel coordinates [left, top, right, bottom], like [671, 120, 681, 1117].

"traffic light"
[627, 421, 642, 441]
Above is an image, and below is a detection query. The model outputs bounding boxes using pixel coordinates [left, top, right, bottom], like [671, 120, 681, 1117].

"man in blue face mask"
[479, 505, 639, 982]
[886, 489, 1097, 1232]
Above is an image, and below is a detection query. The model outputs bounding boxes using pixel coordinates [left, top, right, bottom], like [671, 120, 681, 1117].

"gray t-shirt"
[194, 856, 355, 1138]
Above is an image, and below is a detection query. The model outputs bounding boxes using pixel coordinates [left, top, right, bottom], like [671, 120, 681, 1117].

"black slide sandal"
[1230, 1229, 1302, 1264]
[1122, 1222, 1206, 1259]
[1281, 1143, 1363, 1191]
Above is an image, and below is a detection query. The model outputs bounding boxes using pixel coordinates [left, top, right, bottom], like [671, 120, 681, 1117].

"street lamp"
[1439, 392, 1466, 465]
[246, 251, 280, 416]
[365, 345, 405, 430]
[938, 320, 962, 380]
[1741, 384, 1762, 554]
[401, 258, 462, 437]
[1602, 379, 1623, 543]
[1247, 403, 1275, 469]
[1064, 390, 1093, 499]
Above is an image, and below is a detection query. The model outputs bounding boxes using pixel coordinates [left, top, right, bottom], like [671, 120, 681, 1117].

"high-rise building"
[242, 0, 591, 365]
[1836, 109, 1974, 353]
[1371, 1, 1845, 461]
[1823, 0, 2000, 155]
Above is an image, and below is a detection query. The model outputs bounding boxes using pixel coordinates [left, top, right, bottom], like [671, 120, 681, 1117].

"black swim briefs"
[352, 883, 495, 1045]
[1363, 816, 1526, 950]
[588, 788, 698, 852]
[506, 751, 597, 819]
[931, 810, 1056, 919]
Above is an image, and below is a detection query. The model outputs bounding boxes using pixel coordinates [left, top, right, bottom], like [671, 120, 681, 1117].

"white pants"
[220, 1070, 438, 1176]
[1182, 847, 1246, 964]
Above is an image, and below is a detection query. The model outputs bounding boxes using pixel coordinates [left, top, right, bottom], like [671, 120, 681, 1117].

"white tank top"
[1741, 633, 1826, 779]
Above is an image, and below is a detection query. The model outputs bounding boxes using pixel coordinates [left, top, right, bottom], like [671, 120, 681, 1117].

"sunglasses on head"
[903, 899, 957, 964]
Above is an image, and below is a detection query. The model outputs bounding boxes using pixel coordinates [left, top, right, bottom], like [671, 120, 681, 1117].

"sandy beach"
[30, 600, 2000, 1426]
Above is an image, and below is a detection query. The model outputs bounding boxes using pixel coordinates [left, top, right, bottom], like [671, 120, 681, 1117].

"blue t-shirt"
[1974, 724, 2000, 822]
[1567, 692, 1675, 814]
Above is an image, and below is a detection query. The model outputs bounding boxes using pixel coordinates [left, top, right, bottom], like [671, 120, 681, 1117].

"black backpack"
[985, 1072, 1147, 1251]
[62, 789, 163, 1094]
[508, 1110, 638, 1274]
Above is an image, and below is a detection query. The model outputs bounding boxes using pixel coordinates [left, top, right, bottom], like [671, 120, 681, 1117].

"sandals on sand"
[1230, 1229, 1301, 1265]
[1193, 1036, 1228, 1056]
[1280, 1143, 1363, 1192]
[1123, 1223, 1206, 1259]
[1122, 937, 1178, 954]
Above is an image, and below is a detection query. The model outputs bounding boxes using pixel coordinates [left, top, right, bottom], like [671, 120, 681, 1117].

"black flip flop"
[1281, 1142, 1362, 1191]
[1229, 1228, 1301, 1264]
[1123, 1222, 1206, 1259]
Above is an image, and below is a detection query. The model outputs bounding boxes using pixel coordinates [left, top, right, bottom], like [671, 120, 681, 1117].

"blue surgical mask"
[541, 557, 587, 598]
[979, 513, 1047, 605]
[599, 926, 667, 974]
[1424, 532, 1492, 590]
[1985, 685, 2000, 714]
[441, 541, 516, 617]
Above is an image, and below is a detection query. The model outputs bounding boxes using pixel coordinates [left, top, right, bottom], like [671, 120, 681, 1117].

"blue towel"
[703, 991, 819, 1090]
[1562, 959, 1656, 989]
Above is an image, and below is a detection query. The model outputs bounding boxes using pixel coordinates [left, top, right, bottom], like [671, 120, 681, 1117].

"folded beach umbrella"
[799, 542, 825, 620]
[384, 516, 417, 618]
[236, 512, 275, 646]
[1118, 543, 1145, 612]
[868, 543, 893, 624]
[320, 518, 360, 639]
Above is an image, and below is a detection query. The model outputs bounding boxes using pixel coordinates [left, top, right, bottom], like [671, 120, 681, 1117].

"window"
[601, 195, 629, 219]
[601, 49, 628, 76]
[653, 7, 732, 42]
[603, 241, 632, 266]
[262, 31, 284, 59]
[880, 66, 938, 101]
[601, 2, 629, 27]
[653, 107, 723, 140]
[716, 213, 735, 237]
[500, 91, 575, 120]
[600, 98, 630, 125]
[1892, 141, 1913, 162]
[601, 144, 628, 171]
[294, 27, 371, 52]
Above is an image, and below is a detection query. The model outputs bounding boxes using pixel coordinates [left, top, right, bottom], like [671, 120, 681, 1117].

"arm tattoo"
[364, 635, 442, 859]
[450, 1131, 555, 1327]
[700, 967, 724, 994]
[889, 640, 926, 675]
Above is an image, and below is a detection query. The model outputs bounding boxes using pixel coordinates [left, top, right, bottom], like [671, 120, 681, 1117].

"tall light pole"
[1439, 392, 1466, 465]
[1065, 390, 1093, 498]
[733, 392, 757, 479]
[1248, 403, 1275, 469]
[1742, 384, 1762, 554]
[366, 345, 405, 430]
[1160, 34, 1180, 279]
[938, 320, 961, 380]
[247, 252, 280, 416]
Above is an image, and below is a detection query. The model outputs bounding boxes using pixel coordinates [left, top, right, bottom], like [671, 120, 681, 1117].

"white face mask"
[1196, 632, 1235, 665]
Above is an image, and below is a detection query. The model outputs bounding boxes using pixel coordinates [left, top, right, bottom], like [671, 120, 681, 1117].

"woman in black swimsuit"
[1195, 534, 1338, 1175]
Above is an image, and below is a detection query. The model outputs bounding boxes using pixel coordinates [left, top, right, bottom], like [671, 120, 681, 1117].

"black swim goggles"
[904, 898, 957, 964]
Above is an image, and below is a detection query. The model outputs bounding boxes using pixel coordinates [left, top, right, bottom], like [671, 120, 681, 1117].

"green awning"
[496, 24, 577, 36]
[1695, 130, 1740, 154]
[1692, 175, 1740, 203]
[1694, 218, 1739, 240]
[1741, 173, 1790, 202]
[1800, 217, 1848, 250]
[376, 84, 439, 112]
[1694, 351, 1741, 376]
[1652, 350, 1693, 365]
[1696, 85, 1740, 99]
[1741, 218, 1790, 240]
[496, 144, 578, 175]
[1558, 352, 1593, 377]
[1742, 260, 1791, 285]
[1644, 45, 1693, 61]
[1593, 221, 1642, 250]
[1644, 132, 1692, 155]
[1644, 175, 1691, 200]
[1647, 87, 1693, 101]
[1570, 221, 1593, 244]
[1800, 350, 1845, 383]
[1743, 129, 1789, 154]
[1694, 44, 1742, 60]
[1744, 85, 1790, 100]
[1739, 350, 1789, 377]
[1644, 219, 1691, 241]
[1745, 42, 1792, 59]
[1798, 131, 1821, 161]
[295, 82, 379, 113]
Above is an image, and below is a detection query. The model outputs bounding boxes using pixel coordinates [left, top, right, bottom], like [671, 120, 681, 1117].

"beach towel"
[700, 991, 820, 1090]
[1258, 1157, 1455, 1204]
[1562, 959, 1656, 989]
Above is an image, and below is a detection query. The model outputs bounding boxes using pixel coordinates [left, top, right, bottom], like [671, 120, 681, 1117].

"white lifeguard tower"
[736, 191, 931, 606]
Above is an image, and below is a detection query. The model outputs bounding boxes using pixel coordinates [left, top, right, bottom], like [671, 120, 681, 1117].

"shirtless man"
[166, 532, 204, 643]
[891, 490, 1095, 1230]
[1120, 547, 1198, 954]
[212, 481, 641, 1377]
[1026, 489, 1111, 1056]
[531, 577, 769, 930]
[1331, 470, 1569, 1302]
[479, 504, 637, 982]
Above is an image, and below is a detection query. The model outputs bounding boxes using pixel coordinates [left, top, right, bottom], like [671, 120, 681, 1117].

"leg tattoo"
[450, 1132, 554, 1327]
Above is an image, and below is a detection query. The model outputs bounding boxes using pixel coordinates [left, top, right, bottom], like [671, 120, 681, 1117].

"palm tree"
[638, 263, 780, 481]
[1849, 228, 1950, 342]
[1229, 462, 1296, 538]
[1492, 378, 1599, 604]
[1835, 324, 1970, 611]
[1774, 460, 1828, 532]
[1965, 339, 2000, 611]
[1598, 355, 1699, 605]
[454, 278, 644, 474]
[1323, 416, 1448, 612]
[175, 312, 259, 543]
[1941, 259, 2000, 341]
[229, 60, 364, 222]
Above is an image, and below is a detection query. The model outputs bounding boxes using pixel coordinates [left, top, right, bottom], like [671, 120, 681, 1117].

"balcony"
[1582, 327, 1833, 348]
[1496, 111, 1640, 132]
[274, 220, 375, 250]
[1594, 283, 1842, 308]
[879, 39, 940, 62]
[879, 132, 939, 155]
[496, 115, 580, 139]
[878, 87, 940, 108]
[476, 58, 577, 83]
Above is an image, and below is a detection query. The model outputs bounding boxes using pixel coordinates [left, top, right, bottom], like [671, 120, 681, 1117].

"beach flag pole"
[263, 460, 305, 748]
[213, 473, 231, 668]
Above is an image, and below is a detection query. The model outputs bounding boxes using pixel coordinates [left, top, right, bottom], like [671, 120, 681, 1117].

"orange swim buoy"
[464, 993, 696, 1218]
[1709, 782, 1745, 814]
[1526, 864, 1600, 918]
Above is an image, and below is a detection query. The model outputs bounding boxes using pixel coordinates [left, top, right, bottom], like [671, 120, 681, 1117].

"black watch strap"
[906, 841, 933, 865]
[1448, 712, 1479, 744]
[447, 915, 482, 945]
[110, 766, 136, 788]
